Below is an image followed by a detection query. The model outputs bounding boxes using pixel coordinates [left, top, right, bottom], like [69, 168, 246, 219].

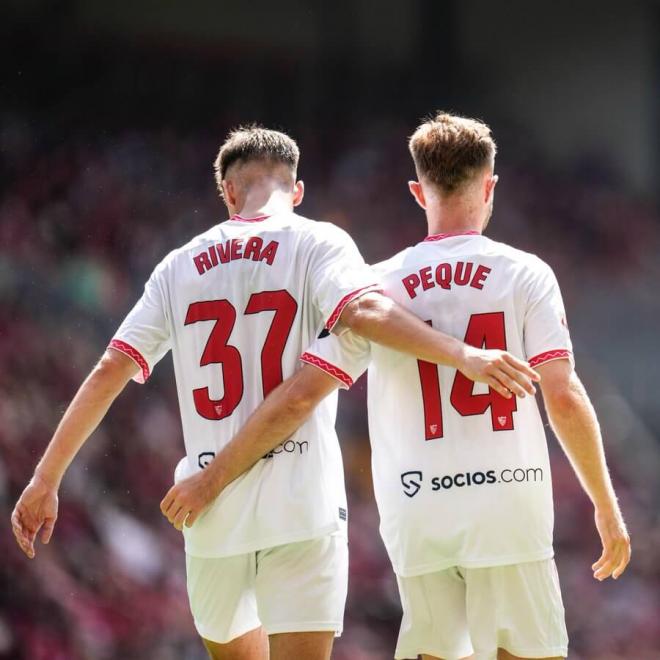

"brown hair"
[408, 112, 496, 194]
[214, 125, 300, 189]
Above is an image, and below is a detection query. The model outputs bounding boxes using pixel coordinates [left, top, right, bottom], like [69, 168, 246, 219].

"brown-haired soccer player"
[169, 114, 631, 659]
[12, 125, 538, 660]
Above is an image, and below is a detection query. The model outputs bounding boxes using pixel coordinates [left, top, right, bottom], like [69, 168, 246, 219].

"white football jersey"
[305, 231, 573, 577]
[110, 212, 378, 557]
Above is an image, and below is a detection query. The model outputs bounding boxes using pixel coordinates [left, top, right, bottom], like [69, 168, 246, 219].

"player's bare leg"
[203, 626, 268, 660]
[497, 649, 562, 660]
[421, 654, 474, 660]
[268, 631, 334, 660]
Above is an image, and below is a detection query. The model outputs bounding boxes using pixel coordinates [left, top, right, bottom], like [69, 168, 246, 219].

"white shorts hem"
[395, 647, 469, 660]
[195, 620, 262, 645]
[265, 621, 343, 637]
[501, 645, 568, 658]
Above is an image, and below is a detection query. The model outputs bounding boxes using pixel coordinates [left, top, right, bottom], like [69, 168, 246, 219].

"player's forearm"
[204, 392, 312, 493]
[340, 293, 465, 368]
[34, 350, 136, 489]
[204, 367, 338, 494]
[544, 374, 617, 511]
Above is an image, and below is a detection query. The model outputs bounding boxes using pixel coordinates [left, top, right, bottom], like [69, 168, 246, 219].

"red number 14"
[418, 312, 516, 440]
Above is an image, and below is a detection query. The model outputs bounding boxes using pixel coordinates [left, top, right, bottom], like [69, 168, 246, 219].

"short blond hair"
[409, 112, 496, 194]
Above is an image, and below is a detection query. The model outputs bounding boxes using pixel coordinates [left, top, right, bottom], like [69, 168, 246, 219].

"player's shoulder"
[479, 236, 555, 278]
[370, 246, 417, 276]
[157, 213, 357, 277]
[216, 210, 353, 246]
[159, 225, 221, 267]
[292, 213, 355, 244]
[279, 213, 363, 259]
[141, 224, 231, 284]
[156, 213, 297, 263]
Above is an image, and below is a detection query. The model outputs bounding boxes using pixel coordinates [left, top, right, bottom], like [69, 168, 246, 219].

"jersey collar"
[423, 230, 481, 242]
[229, 214, 271, 223]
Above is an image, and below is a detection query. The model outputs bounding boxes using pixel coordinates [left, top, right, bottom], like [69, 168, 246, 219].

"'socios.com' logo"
[400, 467, 543, 496]
[197, 440, 309, 470]
[263, 439, 309, 458]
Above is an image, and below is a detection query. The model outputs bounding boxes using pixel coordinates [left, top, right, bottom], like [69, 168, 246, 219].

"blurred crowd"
[1, 114, 659, 659]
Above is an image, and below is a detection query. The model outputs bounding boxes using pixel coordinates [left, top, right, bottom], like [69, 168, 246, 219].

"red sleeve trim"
[325, 284, 381, 332]
[300, 352, 353, 389]
[108, 339, 150, 383]
[528, 349, 572, 368]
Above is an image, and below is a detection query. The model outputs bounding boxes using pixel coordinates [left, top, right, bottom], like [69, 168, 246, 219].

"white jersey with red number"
[304, 231, 573, 577]
[110, 212, 378, 558]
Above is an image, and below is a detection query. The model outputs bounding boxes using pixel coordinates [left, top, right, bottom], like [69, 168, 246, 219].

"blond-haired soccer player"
[12, 125, 538, 660]
[170, 114, 631, 660]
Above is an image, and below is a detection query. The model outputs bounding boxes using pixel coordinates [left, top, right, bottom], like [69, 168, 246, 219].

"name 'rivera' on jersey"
[193, 236, 280, 275]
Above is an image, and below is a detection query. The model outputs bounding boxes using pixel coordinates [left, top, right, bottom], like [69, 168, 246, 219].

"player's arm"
[160, 363, 339, 530]
[537, 358, 631, 580]
[339, 292, 539, 398]
[11, 349, 138, 558]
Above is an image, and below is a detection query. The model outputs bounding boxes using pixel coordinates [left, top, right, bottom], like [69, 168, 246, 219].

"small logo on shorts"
[338, 507, 347, 521]
[401, 471, 423, 498]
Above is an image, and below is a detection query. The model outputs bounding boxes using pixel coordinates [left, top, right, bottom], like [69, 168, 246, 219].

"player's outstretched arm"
[11, 349, 138, 558]
[537, 359, 631, 581]
[160, 364, 339, 530]
[339, 292, 539, 398]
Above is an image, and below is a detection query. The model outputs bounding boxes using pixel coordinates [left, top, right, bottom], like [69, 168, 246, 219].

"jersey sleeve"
[523, 262, 574, 368]
[308, 224, 381, 333]
[301, 330, 371, 390]
[108, 266, 171, 383]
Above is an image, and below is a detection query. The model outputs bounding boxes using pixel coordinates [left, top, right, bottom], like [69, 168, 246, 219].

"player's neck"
[235, 189, 294, 219]
[424, 191, 485, 237]
[425, 212, 484, 237]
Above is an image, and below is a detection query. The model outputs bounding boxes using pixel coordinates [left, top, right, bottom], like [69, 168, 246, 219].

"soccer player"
[11, 126, 538, 660]
[166, 115, 631, 660]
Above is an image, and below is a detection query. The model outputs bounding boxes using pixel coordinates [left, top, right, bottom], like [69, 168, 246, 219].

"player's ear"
[222, 179, 238, 210]
[408, 180, 426, 210]
[485, 174, 498, 204]
[293, 180, 304, 207]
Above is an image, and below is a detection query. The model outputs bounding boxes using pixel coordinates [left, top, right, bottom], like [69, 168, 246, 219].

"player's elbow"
[340, 292, 393, 333]
[541, 374, 583, 415]
[98, 348, 128, 373]
[279, 380, 320, 421]
[93, 349, 139, 389]
[277, 365, 337, 421]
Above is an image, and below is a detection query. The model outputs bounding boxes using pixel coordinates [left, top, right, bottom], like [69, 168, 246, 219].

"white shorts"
[185, 534, 348, 644]
[395, 559, 568, 660]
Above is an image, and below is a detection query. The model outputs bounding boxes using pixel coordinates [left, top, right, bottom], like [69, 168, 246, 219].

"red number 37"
[185, 290, 297, 420]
